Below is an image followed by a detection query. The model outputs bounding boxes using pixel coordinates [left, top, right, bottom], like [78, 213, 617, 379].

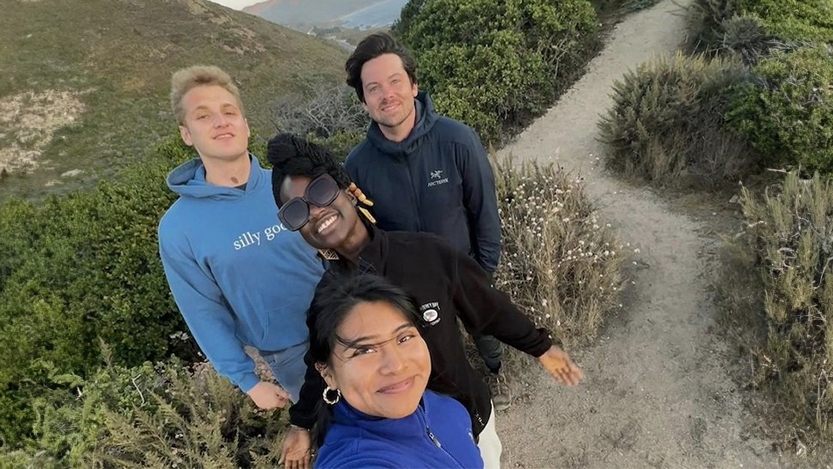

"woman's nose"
[379, 346, 405, 374]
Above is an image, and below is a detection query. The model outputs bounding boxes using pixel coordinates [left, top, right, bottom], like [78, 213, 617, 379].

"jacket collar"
[332, 392, 431, 439]
[326, 220, 388, 276]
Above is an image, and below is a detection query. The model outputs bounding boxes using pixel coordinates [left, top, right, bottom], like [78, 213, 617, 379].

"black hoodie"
[345, 92, 502, 273]
[288, 224, 553, 437]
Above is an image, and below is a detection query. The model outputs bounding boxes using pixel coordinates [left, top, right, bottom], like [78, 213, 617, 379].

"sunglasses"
[278, 174, 341, 231]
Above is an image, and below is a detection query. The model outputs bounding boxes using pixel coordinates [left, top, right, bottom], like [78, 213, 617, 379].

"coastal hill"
[0, 0, 347, 200]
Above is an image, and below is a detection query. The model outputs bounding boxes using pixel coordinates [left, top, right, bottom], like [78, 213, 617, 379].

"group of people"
[158, 32, 583, 469]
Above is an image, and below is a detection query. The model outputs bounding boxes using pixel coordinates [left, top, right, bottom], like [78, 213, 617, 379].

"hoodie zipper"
[417, 403, 466, 467]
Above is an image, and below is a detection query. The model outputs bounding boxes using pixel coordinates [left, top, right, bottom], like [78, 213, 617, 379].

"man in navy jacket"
[343, 32, 510, 409]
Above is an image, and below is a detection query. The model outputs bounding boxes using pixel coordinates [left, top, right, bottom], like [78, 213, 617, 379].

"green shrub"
[598, 52, 753, 186]
[2, 352, 286, 468]
[725, 47, 833, 174]
[737, 0, 833, 43]
[394, 0, 598, 142]
[689, 0, 831, 62]
[739, 172, 833, 439]
[493, 156, 624, 346]
[306, 130, 364, 161]
[0, 136, 199, 447]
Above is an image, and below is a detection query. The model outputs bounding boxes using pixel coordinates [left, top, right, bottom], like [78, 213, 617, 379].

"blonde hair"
[170, 65, 244, 125]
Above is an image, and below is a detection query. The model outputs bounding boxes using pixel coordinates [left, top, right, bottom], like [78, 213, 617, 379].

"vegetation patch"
[0, 137, 196, 448]
[494, 157, 625, 349]
[733, 172, 833, 442]
[393, 0, 599, 143]
[725, 47, 833, 175]
[689, 0, 832, 62]
[0, 90, 85, 175]
[0, 353, 286, 469]
[598, 52, 753, 187]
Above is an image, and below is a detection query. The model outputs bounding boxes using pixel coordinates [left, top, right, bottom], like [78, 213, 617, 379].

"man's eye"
[398, 334, 415, 344]
[196, 115, 208, 120]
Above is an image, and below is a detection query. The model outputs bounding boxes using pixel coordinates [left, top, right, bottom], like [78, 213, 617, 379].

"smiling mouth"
[214, 133, 234, 139]
[316, 215, 338, 234]
[381, 102, 400, 112]
[377, 377, 415, 394]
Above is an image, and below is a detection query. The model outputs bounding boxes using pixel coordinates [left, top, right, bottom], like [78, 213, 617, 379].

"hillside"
[243, 0, 407, 28]
[0, 0, 348, 201]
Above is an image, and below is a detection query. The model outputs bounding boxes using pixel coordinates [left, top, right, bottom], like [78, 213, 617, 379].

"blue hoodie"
[315, 390, 483, 469]
[158, 156, 325, 392]
[345, 92, 502, 273]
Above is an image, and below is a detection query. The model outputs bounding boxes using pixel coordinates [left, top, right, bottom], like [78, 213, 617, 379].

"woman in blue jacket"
[308, 275, 483, 469]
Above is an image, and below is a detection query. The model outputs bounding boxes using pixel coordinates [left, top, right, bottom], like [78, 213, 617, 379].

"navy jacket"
[345, 92, 502, 273]
[314, 390, 483, 469]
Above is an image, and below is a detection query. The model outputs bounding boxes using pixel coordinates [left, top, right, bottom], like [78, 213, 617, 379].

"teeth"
[317, 216, 337, 233]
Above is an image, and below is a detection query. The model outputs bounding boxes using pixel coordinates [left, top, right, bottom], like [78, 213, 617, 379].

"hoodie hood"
[366, 91, 438, 157]
[166, 154, 266, 200]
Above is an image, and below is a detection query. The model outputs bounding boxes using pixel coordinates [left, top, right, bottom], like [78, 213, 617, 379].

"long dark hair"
[308, 274, 425, 445]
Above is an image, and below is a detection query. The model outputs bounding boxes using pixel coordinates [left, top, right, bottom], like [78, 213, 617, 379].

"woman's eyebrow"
[340, 322, 414, 349]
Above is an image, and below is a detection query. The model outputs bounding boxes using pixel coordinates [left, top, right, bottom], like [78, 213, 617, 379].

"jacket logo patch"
[427, 169, 449, 187]
[420, 302, 442, 326]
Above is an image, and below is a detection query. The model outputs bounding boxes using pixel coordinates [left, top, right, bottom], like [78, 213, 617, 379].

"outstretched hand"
[538, 345, 583, 386]
[279, 426, 312, 469]
[246, 381, 290, 410]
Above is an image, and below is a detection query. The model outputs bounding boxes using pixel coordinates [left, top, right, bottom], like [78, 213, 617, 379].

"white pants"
[477, 402, 502, 469]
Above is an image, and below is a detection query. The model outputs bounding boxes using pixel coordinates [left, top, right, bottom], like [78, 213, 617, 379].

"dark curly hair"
[345, 32, 418, 103]
[267, 133, 352, 207]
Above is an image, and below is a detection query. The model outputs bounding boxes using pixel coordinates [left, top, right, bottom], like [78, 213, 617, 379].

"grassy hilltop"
[0, 0, 348, 201]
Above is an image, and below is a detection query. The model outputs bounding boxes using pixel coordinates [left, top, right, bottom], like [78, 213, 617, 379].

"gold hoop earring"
[323, 386, 341, 405]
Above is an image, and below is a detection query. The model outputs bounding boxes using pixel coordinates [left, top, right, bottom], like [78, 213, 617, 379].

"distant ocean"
[337, 0, 409, 29]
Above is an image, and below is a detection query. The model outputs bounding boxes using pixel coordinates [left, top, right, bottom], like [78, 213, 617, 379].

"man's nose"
[212, 113, 230, 127]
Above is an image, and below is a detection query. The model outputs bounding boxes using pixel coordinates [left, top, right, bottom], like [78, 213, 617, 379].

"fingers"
[281, 449, 311, 469]
[550, 363, 583, 386]
[270, 383, 291, 400]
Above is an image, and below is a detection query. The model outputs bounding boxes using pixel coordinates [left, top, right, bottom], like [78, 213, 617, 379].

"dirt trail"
[495, 1, 786, 467]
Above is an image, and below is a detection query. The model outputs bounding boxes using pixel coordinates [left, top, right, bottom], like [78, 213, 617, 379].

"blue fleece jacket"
[345, 92, 502, 273]
[158, 155, 325, 392]
[315, 390, 483, 469]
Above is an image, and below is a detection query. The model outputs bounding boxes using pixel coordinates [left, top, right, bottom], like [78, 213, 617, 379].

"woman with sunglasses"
[267, 133, 583, 469]
[307, 274, 483, 469]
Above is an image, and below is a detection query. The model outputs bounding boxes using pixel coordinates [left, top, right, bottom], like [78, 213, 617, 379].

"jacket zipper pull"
[426, 427, 442, 448]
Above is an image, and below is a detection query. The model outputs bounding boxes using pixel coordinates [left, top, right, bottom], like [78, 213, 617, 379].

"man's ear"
[179, 125, 193, 146]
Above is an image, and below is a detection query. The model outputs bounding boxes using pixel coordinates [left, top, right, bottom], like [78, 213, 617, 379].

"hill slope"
[0, 0, 348, 201]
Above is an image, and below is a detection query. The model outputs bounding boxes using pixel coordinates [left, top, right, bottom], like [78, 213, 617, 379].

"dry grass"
[716, 172, 833, 453]
[0, 90, 85, 175]
[474, 155, 624, 383]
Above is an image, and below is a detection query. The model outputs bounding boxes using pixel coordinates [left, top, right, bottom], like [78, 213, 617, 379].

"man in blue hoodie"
[343, 33, 510, 409]
[158, 65, 325, 410]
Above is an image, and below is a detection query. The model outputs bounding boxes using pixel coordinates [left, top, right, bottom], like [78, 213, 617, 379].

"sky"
[208, 0, 261, 10]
